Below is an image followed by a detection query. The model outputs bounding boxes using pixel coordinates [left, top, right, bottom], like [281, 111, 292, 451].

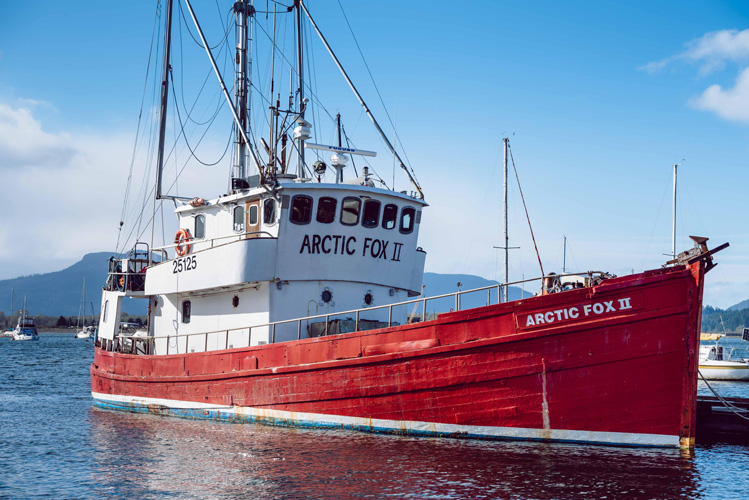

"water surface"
[1, 333, 747, 499]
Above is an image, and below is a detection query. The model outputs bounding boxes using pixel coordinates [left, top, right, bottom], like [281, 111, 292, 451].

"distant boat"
[12, 297, 38, 341]
[699, 343, 749, 381]
[74, 278, 96, 339]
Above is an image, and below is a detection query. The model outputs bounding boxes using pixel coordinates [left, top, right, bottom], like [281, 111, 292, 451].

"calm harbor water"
[1, 333, 748, 499]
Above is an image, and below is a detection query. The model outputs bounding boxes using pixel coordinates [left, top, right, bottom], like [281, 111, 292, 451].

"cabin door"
[245, 200, 261, 238]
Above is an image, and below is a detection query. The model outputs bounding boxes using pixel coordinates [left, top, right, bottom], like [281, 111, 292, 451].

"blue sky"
[0, 0, 747, 308]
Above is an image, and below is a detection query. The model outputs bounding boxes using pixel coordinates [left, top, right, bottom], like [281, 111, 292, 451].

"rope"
[699, 370, 749, 421]
[508, 143, 544, 278]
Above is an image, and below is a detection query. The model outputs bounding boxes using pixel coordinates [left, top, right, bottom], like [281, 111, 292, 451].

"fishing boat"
[91, 0, 727, 448]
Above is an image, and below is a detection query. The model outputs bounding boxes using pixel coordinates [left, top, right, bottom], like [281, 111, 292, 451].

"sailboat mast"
[155, 0, 174, 200]
[233, 0, 251, 181]
[503, 137, 509, 302]
[672, 164, 677, 260]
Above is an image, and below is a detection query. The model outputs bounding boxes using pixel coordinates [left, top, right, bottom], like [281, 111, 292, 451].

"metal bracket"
[664, 236, 729, 274]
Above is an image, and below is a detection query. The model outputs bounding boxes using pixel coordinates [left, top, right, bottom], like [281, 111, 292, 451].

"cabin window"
[194, 215, 205, 239]
[382, 204, 398, 230]
[362, 200, 381, 228]
[400, 207, 415, 234]
[290, 195, 313, 224]
[249, 205, 259, 226]
[316, 197, 337, 224]
[182, 301, 191, 324]
[263, 198, 276, 225]
[340, 197, 361, 226]
[103, 300, 109, 322]
[233, 206, 245, 232]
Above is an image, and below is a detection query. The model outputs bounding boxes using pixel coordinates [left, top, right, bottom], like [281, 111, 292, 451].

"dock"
[696, 396, 749, 445]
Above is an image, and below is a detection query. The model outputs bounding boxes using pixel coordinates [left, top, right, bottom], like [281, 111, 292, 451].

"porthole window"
[263, 198, 276, 225]
[363, 292, 374, 306]
[182, 301, 191, 324]
[316, 197, 337, 224]
[400, 207, 415, 234]
[233, 206, 245, 232]
[290, 195, 313, 225]
[321, 290, 332, 303]
[232, 295, 239, 308]
[362, 200, 381, 228]
[340, 197, 361, 226]
[249, 204, 258, 226]
[382, 204, 398, 230]
[194, 214, 205, 239]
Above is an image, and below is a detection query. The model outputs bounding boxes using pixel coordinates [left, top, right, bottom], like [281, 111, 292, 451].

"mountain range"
[0, 253, 533, 317]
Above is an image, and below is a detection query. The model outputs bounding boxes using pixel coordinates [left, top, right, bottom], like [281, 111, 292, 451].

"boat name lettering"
[299, 234, 404, 261]
[172, 255, 197, 274]
[517, 294, 643, 330]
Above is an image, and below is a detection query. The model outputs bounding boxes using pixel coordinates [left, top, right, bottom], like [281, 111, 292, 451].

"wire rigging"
[508, 144, 545, 278]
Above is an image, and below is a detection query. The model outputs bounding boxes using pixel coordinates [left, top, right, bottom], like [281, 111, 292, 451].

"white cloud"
[0, 103, 75, 168]
[642, 29, 749, 75]
[0, 99, 232, 279]
[690, 67, 749, 122]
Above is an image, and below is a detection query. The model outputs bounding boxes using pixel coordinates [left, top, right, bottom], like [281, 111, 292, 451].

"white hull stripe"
[91, 392, 679, 448]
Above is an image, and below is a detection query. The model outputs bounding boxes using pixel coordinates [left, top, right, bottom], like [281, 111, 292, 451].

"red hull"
[91, 263, 705, 447]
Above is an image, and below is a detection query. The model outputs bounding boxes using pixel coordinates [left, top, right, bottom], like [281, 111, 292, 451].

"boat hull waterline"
[91, 263, 704, 448]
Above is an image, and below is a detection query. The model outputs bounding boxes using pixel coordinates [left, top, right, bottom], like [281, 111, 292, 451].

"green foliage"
[702, 305, 749, 333]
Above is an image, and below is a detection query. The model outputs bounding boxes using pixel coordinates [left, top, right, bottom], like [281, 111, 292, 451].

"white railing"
[107, 270, 611, 355]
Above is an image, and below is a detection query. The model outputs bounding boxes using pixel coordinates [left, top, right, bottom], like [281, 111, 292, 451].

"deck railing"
[109, 272, 606, 355]
[106, 270, 614, 355]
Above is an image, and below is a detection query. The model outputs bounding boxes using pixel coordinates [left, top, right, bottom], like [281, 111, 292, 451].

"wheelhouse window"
[194, 214, 205, 239]
[340, 197, 361, 226]
[316, 197, 337, 224]
[233, 206, 245, 232]
[382, 204, 398, 230]
[249, 205, 258, 226]
[362, 200, 381, 228]
[263, 198, 276, 225]
[400, 207, 416, 234]
[290, 195, 313, 225]
[182, 301, 191, 324]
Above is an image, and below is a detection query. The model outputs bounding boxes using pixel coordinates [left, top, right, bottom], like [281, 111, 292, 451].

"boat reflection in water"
[88, 409, 701, 499]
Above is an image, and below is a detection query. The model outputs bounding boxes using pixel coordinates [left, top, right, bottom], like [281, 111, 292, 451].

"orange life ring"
[174, 228, 192, 256]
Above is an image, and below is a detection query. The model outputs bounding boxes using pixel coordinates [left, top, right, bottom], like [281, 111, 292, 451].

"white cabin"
[98, 180, 427, 354]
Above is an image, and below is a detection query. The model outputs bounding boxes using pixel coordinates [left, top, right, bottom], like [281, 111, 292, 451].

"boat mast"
[295, 0, 306, 177]
[503, 137, 509, 302]
[563, 235, 567, 273]
[299, 2, 424, 199]
[233, 0, 252, 182]
[672, 163, 677, 260]
[183, 0, 262, 177]
[155, 0, 175, 200]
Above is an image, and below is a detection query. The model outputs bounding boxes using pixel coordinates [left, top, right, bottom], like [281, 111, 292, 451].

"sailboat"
[75, 278, 96, 339]
[12, 296, 38, 341]
[91, 0, 727, 448]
